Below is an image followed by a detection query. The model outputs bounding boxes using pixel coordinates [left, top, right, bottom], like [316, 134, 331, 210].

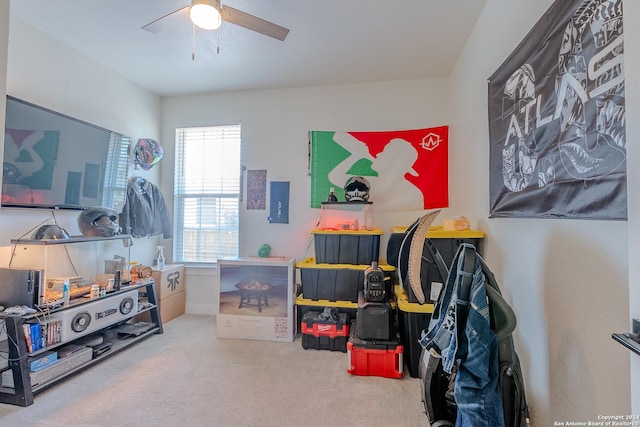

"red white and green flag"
[309, 127, 449, 211]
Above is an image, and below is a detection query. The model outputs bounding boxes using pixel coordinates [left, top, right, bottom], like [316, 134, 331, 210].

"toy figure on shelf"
[327, 187, 338, 202]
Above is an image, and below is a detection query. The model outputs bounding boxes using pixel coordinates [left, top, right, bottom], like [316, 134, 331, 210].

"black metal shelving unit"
[0, 280, 162, 407]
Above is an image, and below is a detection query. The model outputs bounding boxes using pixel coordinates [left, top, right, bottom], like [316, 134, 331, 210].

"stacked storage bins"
[297, 202, 394, 354]
[393, 227, 485, 377]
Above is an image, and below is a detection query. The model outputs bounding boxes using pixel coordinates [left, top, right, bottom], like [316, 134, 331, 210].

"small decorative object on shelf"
[155, 246, 166, 270]
[258, 244, 271, 258]
[62, 279, 70, 306]
[327, 187, 338, 203]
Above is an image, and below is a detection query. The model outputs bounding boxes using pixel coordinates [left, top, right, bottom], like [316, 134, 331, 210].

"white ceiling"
[8, 0, 487, 97]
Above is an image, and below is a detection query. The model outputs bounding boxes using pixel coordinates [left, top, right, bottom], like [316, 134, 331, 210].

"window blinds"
[174, 125, 241, 263]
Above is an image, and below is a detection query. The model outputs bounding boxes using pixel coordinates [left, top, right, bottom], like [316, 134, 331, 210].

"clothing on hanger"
[120, 177, 172, 239]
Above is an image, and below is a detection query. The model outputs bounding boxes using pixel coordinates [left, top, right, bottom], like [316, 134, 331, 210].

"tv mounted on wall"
[2, 96, 130, 211]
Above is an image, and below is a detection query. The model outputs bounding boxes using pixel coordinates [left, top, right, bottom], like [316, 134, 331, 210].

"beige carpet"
[0, 314, 429, 426]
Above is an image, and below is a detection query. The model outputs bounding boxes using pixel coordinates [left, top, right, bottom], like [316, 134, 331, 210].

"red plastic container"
[347, 341, 404, 378]
[346, 322, 404, 379]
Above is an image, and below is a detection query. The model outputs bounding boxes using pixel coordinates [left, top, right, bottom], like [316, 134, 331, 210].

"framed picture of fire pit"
[217, 257, 295, 342]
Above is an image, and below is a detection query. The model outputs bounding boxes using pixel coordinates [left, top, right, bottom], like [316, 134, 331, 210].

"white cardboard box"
[217, 257, 295, 342]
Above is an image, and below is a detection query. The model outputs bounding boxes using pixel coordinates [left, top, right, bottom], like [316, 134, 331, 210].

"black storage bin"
[395, 284, 434, 378]
[296, 258, 395, 303]
[398, 309, 432, 378]
[395, 229, 485, 304]
[302, 333, 348, 352]
[312, 230, 382, 265]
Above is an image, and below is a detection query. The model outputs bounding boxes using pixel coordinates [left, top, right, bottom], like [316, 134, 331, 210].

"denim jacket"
[420, 243, 504, 427]
[419, 244, 471, 373]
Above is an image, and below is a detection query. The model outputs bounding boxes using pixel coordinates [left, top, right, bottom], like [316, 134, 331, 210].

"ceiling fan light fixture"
[190, 0, 222, 30]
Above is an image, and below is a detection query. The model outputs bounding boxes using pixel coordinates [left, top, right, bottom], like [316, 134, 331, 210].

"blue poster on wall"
[269, 181, 290, 224]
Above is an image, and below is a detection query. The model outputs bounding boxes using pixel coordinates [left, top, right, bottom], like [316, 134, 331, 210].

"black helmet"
[344, 176, 370, 202]
[77, 206, 122, 237]
[31, 224, 70, 240]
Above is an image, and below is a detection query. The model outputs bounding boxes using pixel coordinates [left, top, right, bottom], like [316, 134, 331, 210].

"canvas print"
[246, 169, 266, 210]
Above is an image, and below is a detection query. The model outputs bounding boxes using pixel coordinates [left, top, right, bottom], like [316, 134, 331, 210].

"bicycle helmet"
[344, 176, 370, 202]
[134, 138, 163, 170]
[31, 224, 70, 240]
[77, 206, 122, 237]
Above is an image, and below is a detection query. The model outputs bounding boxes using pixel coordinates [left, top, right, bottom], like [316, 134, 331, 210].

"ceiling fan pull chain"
[217, 1, 221, 55]
[192, 24, 196, 60]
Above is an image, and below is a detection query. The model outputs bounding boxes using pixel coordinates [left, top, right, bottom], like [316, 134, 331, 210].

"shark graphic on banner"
[310, 127, 448, 212]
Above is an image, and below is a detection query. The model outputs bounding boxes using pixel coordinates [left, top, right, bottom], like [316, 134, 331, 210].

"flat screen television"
[2, 96, 130, 211]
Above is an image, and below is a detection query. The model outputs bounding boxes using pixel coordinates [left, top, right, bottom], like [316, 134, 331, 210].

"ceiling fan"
[142, 0, 290, 42]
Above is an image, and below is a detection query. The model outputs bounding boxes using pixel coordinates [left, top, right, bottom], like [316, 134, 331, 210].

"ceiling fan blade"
[220, 5, 289, 41]
[141, 6, 189, 33]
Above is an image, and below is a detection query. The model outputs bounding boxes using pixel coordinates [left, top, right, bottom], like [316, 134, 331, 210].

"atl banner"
[488, 0, 626, 220]
[309, 127, 449, 212]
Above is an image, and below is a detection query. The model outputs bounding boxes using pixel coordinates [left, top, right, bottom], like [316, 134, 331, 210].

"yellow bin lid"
[311, 228, 384, 235]
[391, 225, 484, 239]
[296, 257, 395, 271]
[394, 284, 435, 313]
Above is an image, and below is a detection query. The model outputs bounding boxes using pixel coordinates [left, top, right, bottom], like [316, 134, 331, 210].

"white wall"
[162, 79, 464, 315]
[623, 0, 640, 415]
[164, 3, 635, 423]
[2, 0, 637, 423]
[450, 0, 631, 425]
[1, 16, 162, 266]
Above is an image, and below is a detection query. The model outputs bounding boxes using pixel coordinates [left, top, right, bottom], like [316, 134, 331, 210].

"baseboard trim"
[186, 303, 217, 316]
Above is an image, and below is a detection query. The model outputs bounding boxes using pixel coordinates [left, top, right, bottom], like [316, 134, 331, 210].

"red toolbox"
[301, 310, 350, 352]
[347, 321, 404, 378]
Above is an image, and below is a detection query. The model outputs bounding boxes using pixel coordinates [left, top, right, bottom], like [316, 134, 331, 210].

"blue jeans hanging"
[420, 243, 504, 427]
[454, 263, 504, 427]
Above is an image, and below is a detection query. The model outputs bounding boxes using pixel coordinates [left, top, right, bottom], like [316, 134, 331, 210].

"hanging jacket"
[453, 252, 504, 427]
[120, 177, 172, 239]
[420, 243, 504, 427]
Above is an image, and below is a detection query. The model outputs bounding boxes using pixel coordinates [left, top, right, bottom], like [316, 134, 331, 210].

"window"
[174, 125, 241, 263]
[102, 134, 131, 213]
